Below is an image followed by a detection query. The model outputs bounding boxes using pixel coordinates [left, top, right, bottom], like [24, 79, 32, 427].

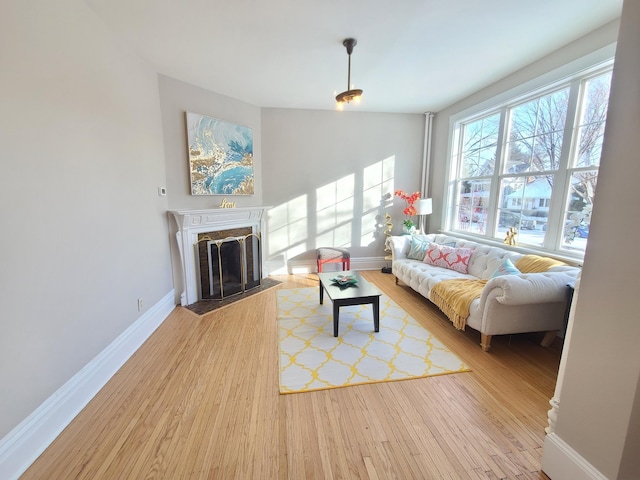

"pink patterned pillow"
[423, 243, 473, 274]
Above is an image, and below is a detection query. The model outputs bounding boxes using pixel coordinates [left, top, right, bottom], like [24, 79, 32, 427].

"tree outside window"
[449, 67, 612, 257]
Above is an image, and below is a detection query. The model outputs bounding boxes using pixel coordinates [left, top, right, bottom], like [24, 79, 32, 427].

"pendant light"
[335, 38, 363, 110]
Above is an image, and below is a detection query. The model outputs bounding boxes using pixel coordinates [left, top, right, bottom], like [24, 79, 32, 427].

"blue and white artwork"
[186, 112, 254, 195]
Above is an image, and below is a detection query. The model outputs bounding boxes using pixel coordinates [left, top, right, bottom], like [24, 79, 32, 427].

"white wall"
[261, 108, 424, 270]
[549, 0, 640, 476]
[0, 0, 173, 438]
[158, 75, 263, 211]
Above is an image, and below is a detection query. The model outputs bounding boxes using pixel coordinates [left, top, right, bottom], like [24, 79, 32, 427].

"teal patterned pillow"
[492, 258, 521, 278]
[407, 237, 431, 260]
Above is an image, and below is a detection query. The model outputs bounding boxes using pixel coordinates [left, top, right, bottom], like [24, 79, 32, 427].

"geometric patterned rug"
[276, 287, 471, 394]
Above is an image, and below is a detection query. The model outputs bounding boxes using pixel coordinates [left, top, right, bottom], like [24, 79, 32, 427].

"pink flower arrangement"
[394, 189, 421, 228]
[394, 189, 420, 216]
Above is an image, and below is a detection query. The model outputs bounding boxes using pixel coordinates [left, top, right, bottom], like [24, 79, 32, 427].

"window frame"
[444, 61, 614, 260]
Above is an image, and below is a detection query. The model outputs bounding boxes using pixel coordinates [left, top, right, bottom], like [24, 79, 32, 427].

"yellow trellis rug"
[277, 287, 471, 394]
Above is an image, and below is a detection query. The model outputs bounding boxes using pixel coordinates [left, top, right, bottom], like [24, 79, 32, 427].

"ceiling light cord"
[346, 48, 352, 92]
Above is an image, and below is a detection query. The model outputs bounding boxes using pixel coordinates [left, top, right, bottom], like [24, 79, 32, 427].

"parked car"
[498, 211, 537, 230]
[575, 224, 590, 238]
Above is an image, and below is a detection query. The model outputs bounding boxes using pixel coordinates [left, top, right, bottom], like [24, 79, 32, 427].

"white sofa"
[388, 233, 580, 351]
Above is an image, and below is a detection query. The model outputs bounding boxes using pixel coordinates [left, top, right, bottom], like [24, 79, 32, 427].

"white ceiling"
[86, 0, 622, 114]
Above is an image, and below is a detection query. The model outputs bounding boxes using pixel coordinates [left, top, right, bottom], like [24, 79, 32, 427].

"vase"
[402, 225, 416, 235]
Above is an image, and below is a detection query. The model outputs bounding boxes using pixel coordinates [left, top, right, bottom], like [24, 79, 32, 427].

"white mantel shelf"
[169, 206, 272, 306]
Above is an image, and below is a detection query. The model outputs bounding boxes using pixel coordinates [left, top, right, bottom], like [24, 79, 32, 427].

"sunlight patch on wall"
[316, 174, 355, 247]
[317, 175, 355, 210]
[360, 210, 382, 246]
[364, 156, 395, 192]
[268, 194, 308, 260]
[359, 156, 396, 247]
[267, 155, 397, 268]
[317, 223, 352, 249]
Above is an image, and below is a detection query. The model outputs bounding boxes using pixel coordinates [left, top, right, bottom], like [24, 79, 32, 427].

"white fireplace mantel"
[169, 206, 271, 306]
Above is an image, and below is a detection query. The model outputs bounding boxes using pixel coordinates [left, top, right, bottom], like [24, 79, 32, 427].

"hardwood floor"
[22, 271, 558, 479]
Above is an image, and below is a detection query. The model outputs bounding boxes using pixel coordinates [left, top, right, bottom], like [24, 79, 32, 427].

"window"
[447, 66, 612, 257]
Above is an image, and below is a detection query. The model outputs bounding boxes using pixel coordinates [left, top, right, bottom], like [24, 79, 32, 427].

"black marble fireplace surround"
[197, 227, 261, 301]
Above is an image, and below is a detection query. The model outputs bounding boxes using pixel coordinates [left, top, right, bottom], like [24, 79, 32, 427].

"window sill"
[439, 229, 584, 267]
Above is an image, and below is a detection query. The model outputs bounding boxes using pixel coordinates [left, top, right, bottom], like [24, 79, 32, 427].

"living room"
[1, 1, 638, 479]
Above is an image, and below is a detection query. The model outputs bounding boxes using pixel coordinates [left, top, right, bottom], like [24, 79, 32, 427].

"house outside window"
[447, 64, 612, 258]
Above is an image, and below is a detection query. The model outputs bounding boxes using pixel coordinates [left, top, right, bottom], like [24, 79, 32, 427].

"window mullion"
[488, 107, 509, 234]
[446, 124, 465, 230]
[544, 79, 581, 250]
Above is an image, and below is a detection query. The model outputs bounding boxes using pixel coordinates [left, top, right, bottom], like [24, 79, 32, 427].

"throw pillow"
[515, 255, 566, 273]
[423, 243, 473, 274]
[491, 258, 521, 278]
[407, 236, 431, 260]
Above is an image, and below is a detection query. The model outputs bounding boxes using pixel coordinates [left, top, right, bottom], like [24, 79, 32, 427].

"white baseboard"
[352, 256, 390, 271]
[0, 290, 176, 480]
[542, 433, 608, 480]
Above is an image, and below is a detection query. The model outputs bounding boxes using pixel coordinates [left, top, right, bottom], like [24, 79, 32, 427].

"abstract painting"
[186, 112, 254, 195]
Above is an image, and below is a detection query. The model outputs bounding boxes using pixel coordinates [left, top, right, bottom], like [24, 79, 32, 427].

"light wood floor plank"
[22, 270, 555, 479]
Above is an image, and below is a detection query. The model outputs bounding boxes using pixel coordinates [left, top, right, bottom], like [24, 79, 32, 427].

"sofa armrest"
[480, 272, 574, 306]
[388, 235, 411, 261]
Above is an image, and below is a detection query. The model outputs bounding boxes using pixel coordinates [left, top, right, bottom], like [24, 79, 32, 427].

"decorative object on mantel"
[504, 226, 518, 246]
[218, 198, 236, 208]
[394, 189, 420, 234]
[335, 38, 363, 110]
[186, 112, 254, 195]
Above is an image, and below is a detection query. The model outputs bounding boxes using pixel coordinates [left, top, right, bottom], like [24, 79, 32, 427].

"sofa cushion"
[492, 258, 521, 277]
[424, 243, 473, 274]
[406, 236, 431, 260]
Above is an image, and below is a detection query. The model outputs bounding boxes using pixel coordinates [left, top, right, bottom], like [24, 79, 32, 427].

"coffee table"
[317, 271, 382, 337]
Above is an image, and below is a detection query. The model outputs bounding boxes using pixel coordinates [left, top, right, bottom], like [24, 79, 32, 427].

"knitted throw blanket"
[429, 279, 488, 330]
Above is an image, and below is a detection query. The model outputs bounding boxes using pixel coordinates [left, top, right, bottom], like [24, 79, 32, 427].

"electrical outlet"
[137, 298, 143, 311]
[158, 186, 167, 196]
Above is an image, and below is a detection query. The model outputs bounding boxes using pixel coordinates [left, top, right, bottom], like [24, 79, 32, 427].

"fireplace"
[170, 207, 271, 306]
[197, 227, 261, 300]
